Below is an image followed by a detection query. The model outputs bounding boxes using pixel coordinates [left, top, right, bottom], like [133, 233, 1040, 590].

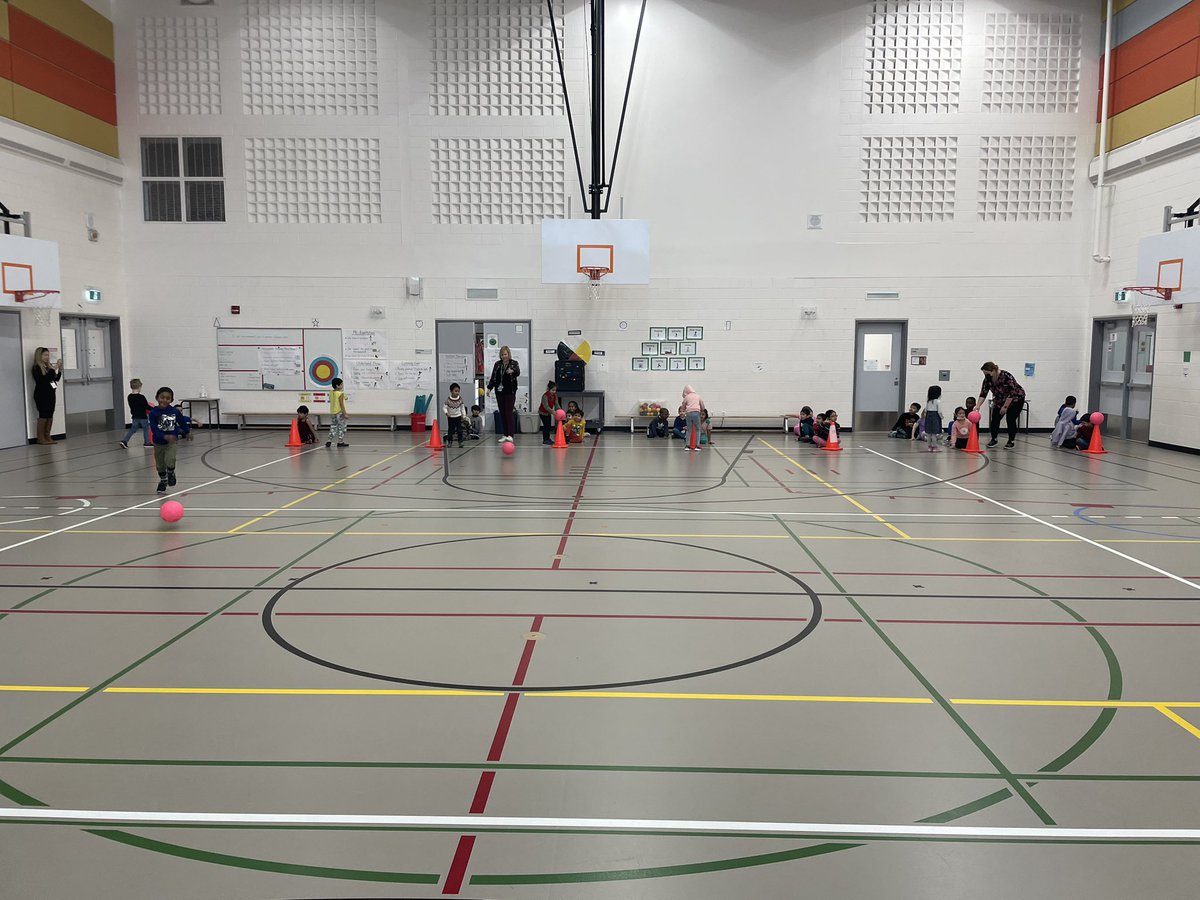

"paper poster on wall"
[217, 328, 342, 391]
[345, 330, 388, 359]
[439, 353, 471, 383]
[60, 331, 78, 371]
[391, 360, 434, 390]
[345, 358, 389, 390]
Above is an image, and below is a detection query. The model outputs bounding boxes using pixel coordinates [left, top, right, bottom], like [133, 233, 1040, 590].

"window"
[141, 137, 225, 222]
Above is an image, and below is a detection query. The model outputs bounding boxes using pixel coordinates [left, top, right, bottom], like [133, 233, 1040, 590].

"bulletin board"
[217, 328, 343, 391]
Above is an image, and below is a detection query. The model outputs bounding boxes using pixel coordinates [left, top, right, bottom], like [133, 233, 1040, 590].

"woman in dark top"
[30, 346, 62, 445]
[486, 345, 520, 444]
[977, 361, 1026, 449]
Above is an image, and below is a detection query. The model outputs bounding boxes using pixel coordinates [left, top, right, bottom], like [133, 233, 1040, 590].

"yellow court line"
[531, 691, 935, 704]
[1156, 706, 1200, 742]
[755, 439, 911, 539]
[226, 447, 414, 534]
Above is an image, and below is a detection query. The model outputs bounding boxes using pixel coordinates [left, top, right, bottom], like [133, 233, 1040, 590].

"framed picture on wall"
[679, 341, 697, 356]
[649, 327, 667, 341]
[651, 357, 668, 371]
[688, 356, 705, 370]
[669, 357, 686, 371]
[659, 342, 678, 356]
[641, 342, 659, 356]
[632, 357, 649, 372]
[667, 327, 685, 341]
[686, 326, 704, 340]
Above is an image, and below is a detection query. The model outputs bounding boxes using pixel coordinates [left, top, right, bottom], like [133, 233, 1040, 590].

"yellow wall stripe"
[1101, 76, 1200, 151]
[0, 4, 10, 42]
[0, 76, 12, 122]
[10, 84, 117, 157]
[10, 0, 113, 61]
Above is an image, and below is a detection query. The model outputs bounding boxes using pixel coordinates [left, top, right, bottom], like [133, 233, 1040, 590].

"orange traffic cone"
[428, 419, 444, 450]
[1080, 414, 1108, 455]
[962, 420, 984, 454]
[689, 425, 698, 450]
[552, 421, 568, 448]
[822, 423, 843, 452]
[285, 418, 303, 447]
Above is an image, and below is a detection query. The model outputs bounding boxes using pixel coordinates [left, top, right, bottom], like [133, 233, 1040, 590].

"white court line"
[0, 449, 318, 556]
[1, 807, 1199, 841]
[862, 447, 1200, 593]
[120, 507, 1035, 519]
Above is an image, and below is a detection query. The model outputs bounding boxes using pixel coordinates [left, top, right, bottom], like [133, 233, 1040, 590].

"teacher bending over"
[977, 361, 1026, 450]
[486, 344, 520, 444]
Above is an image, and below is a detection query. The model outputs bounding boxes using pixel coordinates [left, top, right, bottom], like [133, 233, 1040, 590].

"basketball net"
[1123, 286, 1172, 326]
[582, 266, 610, 302]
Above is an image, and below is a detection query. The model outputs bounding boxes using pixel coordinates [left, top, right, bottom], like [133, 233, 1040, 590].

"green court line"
[0, 511, 376, 757]
[5, 755, 1199, 782]
[85, 830, 440, 884]
[918, 789, 1014, 824]
[772, 515, 1056, 825]
[0, 774, 46, 807]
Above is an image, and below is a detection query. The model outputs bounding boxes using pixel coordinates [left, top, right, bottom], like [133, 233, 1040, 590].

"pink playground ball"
[1090, 412, 1105, 426]
[556, 408, 566, 421]
[502, 441, 516, 456]
[160, 500, 185, 523]
[967, 410, 981, 424]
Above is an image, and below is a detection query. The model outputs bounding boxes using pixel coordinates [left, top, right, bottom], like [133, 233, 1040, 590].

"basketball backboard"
[0, 234, 62, 308]
[1135, 228, 1199, 305]
[542, 219, 650, 285]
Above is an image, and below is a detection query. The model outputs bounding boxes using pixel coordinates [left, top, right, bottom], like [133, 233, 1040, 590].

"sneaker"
[167, 471, 177, 486]
[986, 440, 998, 448]
[498, 437, 508, 444]
[504, 436, 514, 443]
[325, 441, 332, 448]
[119, 441, 128, 449]
[543, 439, 552, 445]
[1004, 441, 1015, 449]
[458, 442, 465, 448]
[156, 479, 167, 493]
[337, 442, 349, 448]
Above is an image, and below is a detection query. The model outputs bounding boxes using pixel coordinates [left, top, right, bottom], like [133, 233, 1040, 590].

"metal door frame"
[59, 313, 123, 435]
[1089, 315, 1154, 441]
[852, 319, 908, 433]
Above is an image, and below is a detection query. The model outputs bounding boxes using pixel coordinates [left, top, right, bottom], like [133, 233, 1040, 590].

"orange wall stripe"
[9, 0, 113, 61]
[1100, 38, 1200, 118]
[1100, 76, 1200, 151]
[10, 84, 116, 157]
[9, 9, 114, 92]
[9, 45, 116, 126]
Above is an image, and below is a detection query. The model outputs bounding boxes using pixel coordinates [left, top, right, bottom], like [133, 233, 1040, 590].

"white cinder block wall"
[0, 122, 128, 441]
[105, 0, 1103, 428]
[1090, 147, 1200, 451]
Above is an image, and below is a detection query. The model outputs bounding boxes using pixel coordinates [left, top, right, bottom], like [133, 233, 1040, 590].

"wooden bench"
[220, 406, 401, 431]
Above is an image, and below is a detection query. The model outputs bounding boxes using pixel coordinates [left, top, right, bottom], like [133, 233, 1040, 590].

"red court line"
[442, 835, 475, 895]
[370, 456, 430, 489]
[551, 437, 600, 569]
[469, 771, 496, 814]
[750, 457, 799, 493]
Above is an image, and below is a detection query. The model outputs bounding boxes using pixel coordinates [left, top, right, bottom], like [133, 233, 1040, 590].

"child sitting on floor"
[671, 405, 687, 440]
[793, 406, 814, 442]
[950, 407, 970, 449]
[567, 409, 586, 443]
[1051, 395, 1080, 449]
[890, 403, 921, 438]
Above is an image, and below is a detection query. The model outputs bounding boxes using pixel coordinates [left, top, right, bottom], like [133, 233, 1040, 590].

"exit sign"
[1114, 290, 1129, 304]
[83, 288, 102, 303]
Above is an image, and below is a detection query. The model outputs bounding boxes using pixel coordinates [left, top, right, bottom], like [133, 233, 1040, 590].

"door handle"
[893, 378, 899, 386]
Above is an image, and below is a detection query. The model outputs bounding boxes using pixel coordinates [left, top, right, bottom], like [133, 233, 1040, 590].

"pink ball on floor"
[160, 500, 185, 523]
[556, 408, 566, 421]
[502, 441, 515, 456]
[967, 410, 981, 424]
[1090, 412, 1104, 426]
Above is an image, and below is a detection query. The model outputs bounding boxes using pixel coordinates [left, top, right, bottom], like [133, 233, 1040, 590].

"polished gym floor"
[2, 425, 1200, 898]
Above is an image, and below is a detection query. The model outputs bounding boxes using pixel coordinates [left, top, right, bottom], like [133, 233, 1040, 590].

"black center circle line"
[261, 533, 823, 693]
[202, 441, 991, 506]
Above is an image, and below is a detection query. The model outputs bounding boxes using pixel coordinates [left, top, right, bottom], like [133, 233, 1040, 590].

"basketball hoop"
[7, 290, 60, 328]
[581, 266, 610, 302]
[1123, 286, 1174, 325]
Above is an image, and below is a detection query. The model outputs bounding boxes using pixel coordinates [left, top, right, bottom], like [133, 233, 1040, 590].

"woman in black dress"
[486, 345, 520, 444]
[31, 346, 62, 445]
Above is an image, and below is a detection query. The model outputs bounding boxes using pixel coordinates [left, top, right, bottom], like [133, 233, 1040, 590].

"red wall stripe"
[9, 8, 114, 92]
[1098, 0, 1200, 121]
[1101, 38, 1200, 118]
[9, 45, 116, 125]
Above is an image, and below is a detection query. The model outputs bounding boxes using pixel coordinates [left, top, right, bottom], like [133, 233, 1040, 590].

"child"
[120, 378, 152, 449]
[1073, 414, 1095, 451]
[702, 408, 714, 446]
[565, 400, 582, 419]
[922, 386, 943, 452]
[567, 409, 586, 443]
[326, 377, 349, 448]
[469, 404, 483, 440]
[296, 405, 317, 444]
[890, 403, 921, 438]
[671, 405, 687, 440]
[950, 407, 970, 449]
[680, 384, 705, 451]
[148, 387, 194, 493]
[538, 380, 559, 445]
[964, 396, 977, 416]
[1052, 396, 1081, 449]
[793, 406, 814, 442]
[443, 383, 469, 448]
[812, 412, 830, 449]
[647, 407, 670, 438]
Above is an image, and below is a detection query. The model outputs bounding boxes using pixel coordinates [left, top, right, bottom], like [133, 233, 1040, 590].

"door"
[482, 320, 533, 424]
[0, 312, 26, 449]
[61, 316, 119, 434]
[435, 320, 478, 427]
[853, 322, 905, 432]
[1092, 318, 1154, 441]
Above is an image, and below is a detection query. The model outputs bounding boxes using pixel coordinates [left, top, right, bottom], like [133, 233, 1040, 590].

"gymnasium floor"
[2, 426, 1200, 899]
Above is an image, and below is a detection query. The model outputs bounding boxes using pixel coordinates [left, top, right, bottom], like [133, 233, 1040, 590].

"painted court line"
[862, 447, 1200, 593]
[3, 808, 1200, 841]
[0, 448, 320, 556]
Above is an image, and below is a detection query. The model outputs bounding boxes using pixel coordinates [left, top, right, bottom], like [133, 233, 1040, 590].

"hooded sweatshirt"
[681, 385, 703, 415]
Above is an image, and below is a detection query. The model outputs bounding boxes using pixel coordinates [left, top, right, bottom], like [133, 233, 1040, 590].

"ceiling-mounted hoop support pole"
[0, 201, 31, 237]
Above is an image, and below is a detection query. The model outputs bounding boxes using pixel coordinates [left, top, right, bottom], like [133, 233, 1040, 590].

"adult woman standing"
[486, 345, 520, 443]
[977, 361, 1026, 449]
[30, 347, 62, 445]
